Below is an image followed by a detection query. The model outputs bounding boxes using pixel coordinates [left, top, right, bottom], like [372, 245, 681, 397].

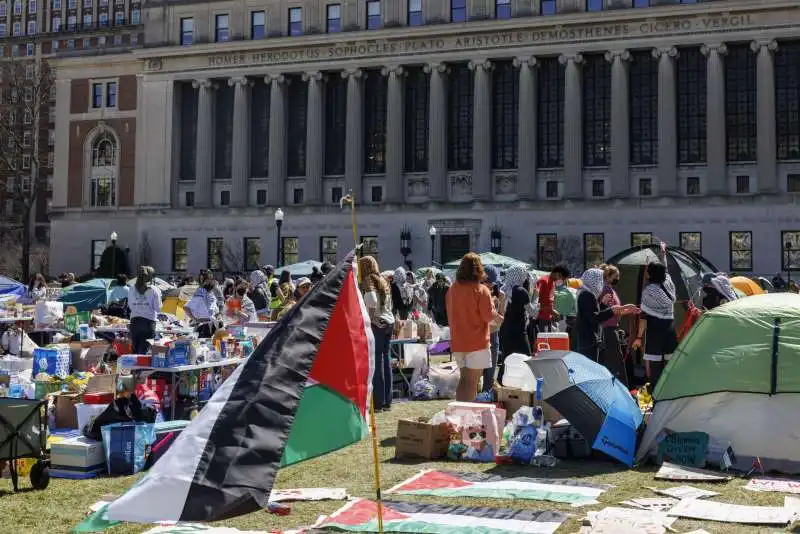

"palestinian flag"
[386, 470, 608, 506]
[106, 253, 374, 523]
[314, 499, 567, 534]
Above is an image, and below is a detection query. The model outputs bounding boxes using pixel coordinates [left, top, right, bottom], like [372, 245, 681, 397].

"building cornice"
[133, 1, 800, 76]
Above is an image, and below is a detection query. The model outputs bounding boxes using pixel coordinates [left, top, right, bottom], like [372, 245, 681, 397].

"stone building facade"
[50, 0, 800, 277]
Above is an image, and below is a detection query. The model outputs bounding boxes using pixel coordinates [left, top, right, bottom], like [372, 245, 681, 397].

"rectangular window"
[244, 237, 261, 271]
[293, 187, 304, 205]
[99, 13, 108, 26]
[185, 191, 195, 207]
[53, 0, 59, 7]
[782, 231, 800, 271]
[113, 34, 121, 45]
[106, 81, 117, 107]
[28, 0, 35, 12]
[220, 190, 230, 206]
[250, 10, 265, 39]
[22, 131, 31, 146]
[320, 236, 338, 263]
[288, 7, 302, 36]
[537, 233, 557, 270]
[207, 238, 224, 271]
[729, 231, 752, 271]
[25, 42, 32, 55]
[545, 180, 558, 199]
[331, 186, 343, 204]
[591, 179, 604, 198]
[583, 233, 604, 269]
[638, 178, 652, 197]
[68, 15, 76, 30]
[114, 11, 124, 25]
[67, 39, 74, 49]
[91, 83, 103, 108]
[215, 14, 229, 42]
[172, 238, 188, 271]
[326, 4, 340, 33]
[67, 0, 74, 8]
[12, 0, 19, 14]
[788, 174, 800, 193]
[0, 3, 5, 16]
[91, 240, 106, 270]
[131, 8, 140, 24]
[282, 237, 299, 265]
[633, 0, 649, 6]
[26, 21, 35, 34]
[540, 0, 556, 15]
[495, 0, 510, 19]
[450, 0, 466, 22]
[22, 155, 30, 169]
[361, 236, 379, 263]
[371, 185, 383, 203]
[0, 23, 5, 36]
[735, 175, 750, 194]
[686, 176, 700, 196]
[408, 0, 422, 26]
[83, 14, 92, 26]
[680, 231, 702, 255]
[631, 232, 653, 247]
[82, 37, 90, 48]
[180, 17, 193, 45]
[256, 189, 267, 205]
[586, 0, 603, 11]
[52, 17, 60, 32]
[12, 22, 20, 36]
[366, 0, 381, 30]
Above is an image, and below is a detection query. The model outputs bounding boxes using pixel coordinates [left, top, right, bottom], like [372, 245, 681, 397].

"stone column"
[752, 40, 779, 194]
[192, 79, 216, 208]
[266, 74, 288, 207]
[382, 65, 405, 203]
[702, 43, 728, 196]
[343, 68, 364, 198]
[606, 50, 631, 198]
[229, 77, 251, 207]
[469, 59, 493, 201]
[514, 56, 537, 200]
[303, 71, 324, 205]
[653, 47, 678, 196]
[424, 62, 448, 201]
[559, 53, 583, 199]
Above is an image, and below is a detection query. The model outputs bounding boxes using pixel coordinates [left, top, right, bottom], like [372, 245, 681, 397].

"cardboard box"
[395, 418, 450, 460]
[86, 374, 116, 394]
[495, 386, 562, 423]
[54, 392, 82, 429]
[69, 341, 108, 372]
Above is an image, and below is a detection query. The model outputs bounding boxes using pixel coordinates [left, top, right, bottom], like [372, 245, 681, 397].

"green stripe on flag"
[396, 487, 596, 504]
[323, 520, 536, 534]
[280, 384, 367, 467]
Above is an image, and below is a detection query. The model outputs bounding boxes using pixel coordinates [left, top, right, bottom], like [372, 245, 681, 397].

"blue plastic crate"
[32, 346, 71, 378]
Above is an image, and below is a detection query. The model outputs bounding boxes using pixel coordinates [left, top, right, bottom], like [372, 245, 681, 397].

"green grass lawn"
[0, 399, 793, 534]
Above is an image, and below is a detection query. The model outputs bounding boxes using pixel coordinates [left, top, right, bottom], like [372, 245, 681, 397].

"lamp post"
[787, 241, 793, 285]
[490, 227, 502, 254]
[274, 208, 284, 267]
[400, 226, 412, 270]
[109, 231, 117, 276]
[429, 226, 437, 266]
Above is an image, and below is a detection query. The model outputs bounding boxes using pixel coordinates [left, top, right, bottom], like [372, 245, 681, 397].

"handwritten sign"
[745, 478, 800, 494]
[657, 432, 709, 468]
[167, 12, 762, 72]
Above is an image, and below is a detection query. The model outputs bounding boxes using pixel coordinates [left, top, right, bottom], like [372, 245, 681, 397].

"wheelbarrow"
[0, 398, 50, 491]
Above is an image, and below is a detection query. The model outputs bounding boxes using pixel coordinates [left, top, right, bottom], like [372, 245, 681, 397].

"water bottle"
[535, 376, 544, 402]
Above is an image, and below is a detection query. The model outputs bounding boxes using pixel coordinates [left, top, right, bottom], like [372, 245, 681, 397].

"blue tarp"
[60, 278, 113, 312]
[274, 260, 322, 280]
[0, 275, 25, 297]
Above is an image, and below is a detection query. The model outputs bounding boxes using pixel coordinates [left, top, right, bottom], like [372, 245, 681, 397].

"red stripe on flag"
[329, 499, 411, 525]
[309, 268, 371, 418]
[396, 470, 474, 491]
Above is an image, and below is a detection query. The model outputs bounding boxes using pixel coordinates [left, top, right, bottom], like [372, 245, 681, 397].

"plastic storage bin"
[501, 353, 537, 391]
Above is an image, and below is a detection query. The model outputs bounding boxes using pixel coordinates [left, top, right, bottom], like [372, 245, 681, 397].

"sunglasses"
[469, 431, 487, 439]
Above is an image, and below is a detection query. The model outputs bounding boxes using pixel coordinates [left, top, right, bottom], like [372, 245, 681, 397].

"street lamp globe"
[110, 231, 118, 242]
[429, 226, 437, 237]
[274, 208, 284, 224]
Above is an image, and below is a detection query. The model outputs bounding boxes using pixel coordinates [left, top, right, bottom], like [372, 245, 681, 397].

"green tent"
[444, 252, 529, 270]
[60, 278, 113, 312]
[638, 293, 800, 472]
[655, 293, 800, 401]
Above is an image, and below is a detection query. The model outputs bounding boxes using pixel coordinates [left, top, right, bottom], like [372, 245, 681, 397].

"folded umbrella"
[527, 350, 643, 466]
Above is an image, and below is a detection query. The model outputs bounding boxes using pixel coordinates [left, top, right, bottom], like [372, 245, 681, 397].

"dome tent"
[605, 245, 717, 326]
[637, 293, 800, 473]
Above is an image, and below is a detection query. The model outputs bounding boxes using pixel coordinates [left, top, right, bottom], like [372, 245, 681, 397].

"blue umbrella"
[527, 350, 643, 466]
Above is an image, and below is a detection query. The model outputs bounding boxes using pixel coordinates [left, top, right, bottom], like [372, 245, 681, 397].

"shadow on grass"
[0, 486, 38, 497]
[379, 437, 396, 448]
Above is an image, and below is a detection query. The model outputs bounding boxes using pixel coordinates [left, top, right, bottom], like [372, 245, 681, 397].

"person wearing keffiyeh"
[391, 266, 412, 320]
[631, 261, 678, 385]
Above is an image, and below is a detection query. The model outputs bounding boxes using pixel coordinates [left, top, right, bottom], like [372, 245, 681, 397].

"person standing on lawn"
[535, 265, 570, 333]
[446, 253, 502, 401]
[359, 256, 395, 411]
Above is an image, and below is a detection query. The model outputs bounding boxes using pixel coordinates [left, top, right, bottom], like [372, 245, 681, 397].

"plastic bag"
[101, 422, 156, 475]
[428, 362, 460, 399]
[36, 301, 63, 328]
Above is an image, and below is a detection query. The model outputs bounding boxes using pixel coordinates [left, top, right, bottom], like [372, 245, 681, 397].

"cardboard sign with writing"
[656, 431, 709, 467]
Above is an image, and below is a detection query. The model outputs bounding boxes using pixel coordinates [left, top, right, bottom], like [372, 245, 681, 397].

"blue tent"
[0, 276, 25, 297]
[60, 279, 113, 312]
[274, 260, 322, 280]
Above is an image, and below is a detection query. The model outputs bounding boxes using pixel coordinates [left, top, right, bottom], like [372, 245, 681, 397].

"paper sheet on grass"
[142, 526, 266, 534]
[745, 477, 800, 494]
[587, 507, 676, 530]
[269, 488, 349, 503]
[579, 521, 665, 534]
[386, 469, 609, 506]
[654, 462, 731, 482]
[667, 498, 792, 525]
[646, 485, 719, 500]
[785, 496, 800, 522]
[620, 497, 679, 512]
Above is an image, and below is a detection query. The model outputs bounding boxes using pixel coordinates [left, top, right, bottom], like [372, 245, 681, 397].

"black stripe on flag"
[179, 257, 352, 521]
[382, 500, 569, 523]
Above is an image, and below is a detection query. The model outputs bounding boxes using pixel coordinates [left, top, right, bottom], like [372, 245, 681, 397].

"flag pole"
[344, 192, 385, 534]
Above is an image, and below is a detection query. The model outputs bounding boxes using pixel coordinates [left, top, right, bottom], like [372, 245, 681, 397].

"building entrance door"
[440, 234, 470, 265]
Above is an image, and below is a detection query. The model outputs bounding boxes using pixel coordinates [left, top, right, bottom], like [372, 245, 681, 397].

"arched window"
[87, 129, 118, 207]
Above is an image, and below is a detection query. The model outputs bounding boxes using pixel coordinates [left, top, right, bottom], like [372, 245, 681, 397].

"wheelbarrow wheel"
[29, 461, 50, 490]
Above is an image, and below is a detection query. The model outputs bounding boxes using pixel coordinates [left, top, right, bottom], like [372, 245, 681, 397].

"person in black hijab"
[497, 285, 532, 384]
